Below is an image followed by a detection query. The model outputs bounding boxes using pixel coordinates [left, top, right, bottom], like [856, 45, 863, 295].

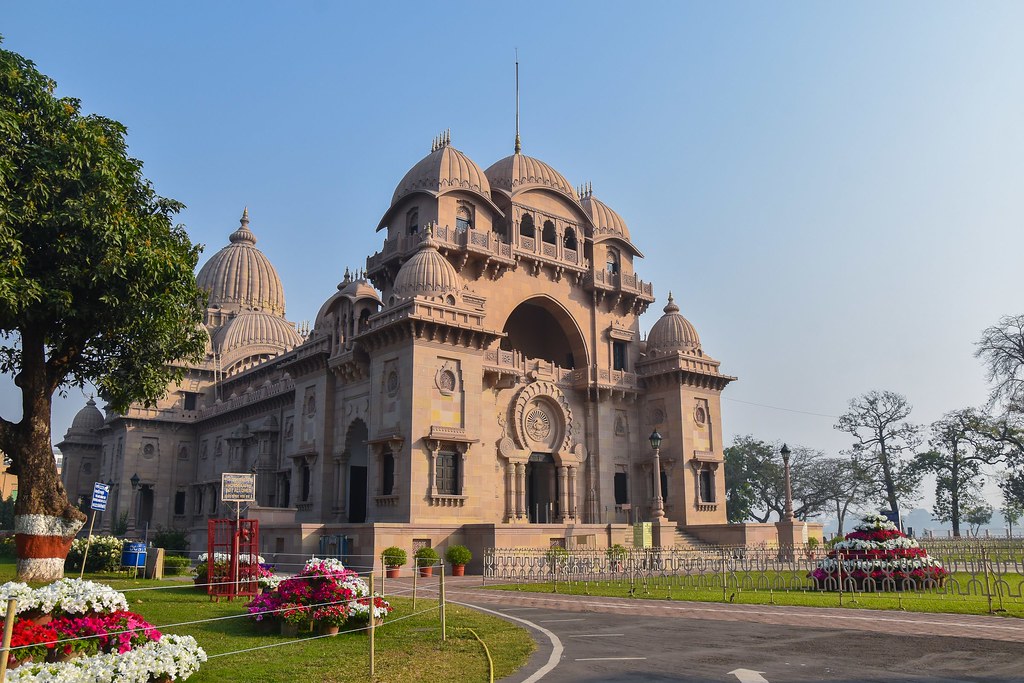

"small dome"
[392, 233, 462, 301]
[485, 153, 579, 201]
[392, 133, 491, 205]
[213, 310, 304, 358]
[647, 294, 701, 355]
[581, 187, 631, 242]
[70, 398, 105, 432]
[196, 209, 287, 316]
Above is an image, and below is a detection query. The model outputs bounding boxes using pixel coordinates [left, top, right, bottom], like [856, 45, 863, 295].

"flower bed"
[6, 634, 207, 682]
[811, 513, 949, 589]
[0, 579, 206, 680]
[65, 535, 124, 573]
[248, 557, 391, 634]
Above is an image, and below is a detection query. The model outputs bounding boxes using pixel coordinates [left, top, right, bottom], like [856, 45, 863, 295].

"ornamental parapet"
[197, 377, 295, 420]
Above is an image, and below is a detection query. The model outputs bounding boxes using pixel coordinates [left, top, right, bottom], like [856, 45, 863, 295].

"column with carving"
[690, 461, 701, 509]
[515, 462, 526, 521]
[557, 466, 569, 522]
[428, 442, 439, 499]
[457, 445, 468, 496]
[568, 465, 578, 521]
[505, 462, 515, 522]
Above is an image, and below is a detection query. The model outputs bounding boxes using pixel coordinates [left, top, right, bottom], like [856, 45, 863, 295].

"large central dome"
[196, 209, 287, 316]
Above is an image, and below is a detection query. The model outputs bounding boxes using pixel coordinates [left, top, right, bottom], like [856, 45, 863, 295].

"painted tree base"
[14, 513, 84, 581]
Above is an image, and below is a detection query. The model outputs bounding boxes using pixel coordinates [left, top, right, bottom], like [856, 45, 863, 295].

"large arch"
[499, 295, 589, 370]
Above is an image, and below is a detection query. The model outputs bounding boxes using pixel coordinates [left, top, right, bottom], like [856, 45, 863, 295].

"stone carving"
[511, 381, 574, 454]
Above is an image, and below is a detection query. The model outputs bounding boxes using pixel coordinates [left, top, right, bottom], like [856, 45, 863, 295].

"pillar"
[505, 462, 515, 522]
[558, 466, 569, 522]
[515, 462, 526, 521]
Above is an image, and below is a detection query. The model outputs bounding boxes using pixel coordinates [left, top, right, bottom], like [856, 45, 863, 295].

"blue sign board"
[90, 482, 110, 511]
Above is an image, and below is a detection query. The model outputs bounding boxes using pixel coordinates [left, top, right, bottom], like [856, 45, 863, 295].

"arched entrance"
[501, 296, 589, 370]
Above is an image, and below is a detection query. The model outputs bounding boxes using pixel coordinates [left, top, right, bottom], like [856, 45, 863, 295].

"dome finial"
[514, 50, 522, 154]
[229, 209, 257, 245]
[664, 292, 680, 314]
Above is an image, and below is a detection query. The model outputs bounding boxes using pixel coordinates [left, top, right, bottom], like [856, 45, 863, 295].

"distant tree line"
[725, 314, 1024, 538]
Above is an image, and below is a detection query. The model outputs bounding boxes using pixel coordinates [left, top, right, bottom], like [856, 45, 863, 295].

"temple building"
[59, 132, 763, 567]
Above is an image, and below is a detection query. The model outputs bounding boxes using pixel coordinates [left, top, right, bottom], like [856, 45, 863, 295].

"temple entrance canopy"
[500, 296, 588, 370]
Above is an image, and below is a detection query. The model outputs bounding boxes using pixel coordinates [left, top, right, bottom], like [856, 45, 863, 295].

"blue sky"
[3, 2, 1023, 516]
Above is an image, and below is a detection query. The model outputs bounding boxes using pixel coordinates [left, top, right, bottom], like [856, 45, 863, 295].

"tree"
[913, 409, 1007, 537]
[723, 436, 832, 523]
[976, 314, 1024, 412]
[1001, 498, 1023, 538]
[834, 390, 922, 522]
[813, 456, 873, 535]
[0, 41, 207, 580]
[962, 501, 993, 537]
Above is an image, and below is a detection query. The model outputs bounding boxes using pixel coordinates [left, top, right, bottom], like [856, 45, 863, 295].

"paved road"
[390, 578, 1024, 682]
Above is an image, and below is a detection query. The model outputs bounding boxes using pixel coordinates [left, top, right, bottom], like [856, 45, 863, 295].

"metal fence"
[483, 543, 1024, 601]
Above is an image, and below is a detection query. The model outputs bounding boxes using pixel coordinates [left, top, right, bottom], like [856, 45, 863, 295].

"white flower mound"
[6, 635, 207, 683]
[0, 579, 129, 615]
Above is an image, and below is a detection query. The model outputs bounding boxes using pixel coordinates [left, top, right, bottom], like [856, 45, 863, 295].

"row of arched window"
[518, 214, 579, 250]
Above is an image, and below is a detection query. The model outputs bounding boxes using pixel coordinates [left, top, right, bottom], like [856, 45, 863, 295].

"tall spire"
[514, 50, 521, 154]
[230, 207, 257, 245]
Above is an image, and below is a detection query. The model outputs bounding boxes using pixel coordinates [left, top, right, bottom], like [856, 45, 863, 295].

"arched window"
[358, 309, 370, 332]
[563, 227, 577, 251]
[542, 220, 556, 244]
[456, 205, 472, 231]
[519, 214, 535, 239]
[605, 248, 619, 275]
[407, 208, 419, 235]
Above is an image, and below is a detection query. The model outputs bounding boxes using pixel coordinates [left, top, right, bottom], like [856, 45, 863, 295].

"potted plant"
[445, 545, 472, 577]
[382, 546, 407, 578]
[312, 604, 347, 636]
[279, 604, 310, 637]
[414, 546, 440, 577]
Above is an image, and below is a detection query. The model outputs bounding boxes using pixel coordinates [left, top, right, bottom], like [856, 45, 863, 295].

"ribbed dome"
[392, 233, 462, 301]
[196, 209, 287, 316]
[485, 153, 579, 201]
[581, 188, 631, 242]
[70, 398, 105, 432]
[213, 310, 304, 357]
[392, 133, 491, 205]
[647, 294, 701, 355]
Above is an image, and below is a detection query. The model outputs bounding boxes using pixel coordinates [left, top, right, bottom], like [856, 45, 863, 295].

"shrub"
[544, 545, 569, 570]
[381, 546, 406, 567]
[65, 536, 124, 573]
[444, 545, 472, 566]
[162, 555, 193, 576]
[0, 533, 15, 558]
[606, 544, 627, 563]
[152, 527, 189, 556]
[414, 546, 439, 568]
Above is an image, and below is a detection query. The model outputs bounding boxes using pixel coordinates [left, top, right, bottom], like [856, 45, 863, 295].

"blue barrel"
[121, 542, 147, 569]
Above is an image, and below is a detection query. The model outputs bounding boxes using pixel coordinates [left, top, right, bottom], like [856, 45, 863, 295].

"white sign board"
[221, 473, 256, 502]
[90, 482, 110, 511]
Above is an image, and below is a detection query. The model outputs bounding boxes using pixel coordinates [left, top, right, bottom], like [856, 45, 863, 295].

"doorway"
[348, 466, 367, 523]
[526, 453, 558, 523]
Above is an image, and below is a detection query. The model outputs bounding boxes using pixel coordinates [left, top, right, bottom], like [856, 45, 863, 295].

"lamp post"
[649, 429, 665, 520]
[780, 444, 794, 522]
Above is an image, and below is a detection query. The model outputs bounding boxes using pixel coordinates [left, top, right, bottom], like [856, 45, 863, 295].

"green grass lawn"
[0, 559, 535, 682]
[486, 571, 1024, 618]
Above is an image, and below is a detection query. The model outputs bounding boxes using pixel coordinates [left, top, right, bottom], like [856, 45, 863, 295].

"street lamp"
[130, 473, 140, 490]
[649, 430, 665, 519]
[780, 444, 794, 521]
[127, 473, 141, 534]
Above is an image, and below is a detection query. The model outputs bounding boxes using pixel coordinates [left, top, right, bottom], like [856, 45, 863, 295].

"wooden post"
[79, 509, 97, 579]
[413, 562, 418, 612]
[369, 572, 376, 677]
[0, 598, 17, 682]
[439, 562, 446, 642]
[380, 553, 385, 598]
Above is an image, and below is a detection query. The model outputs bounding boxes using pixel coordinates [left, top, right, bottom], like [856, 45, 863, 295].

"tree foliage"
[912, 408, 1008, 537]
[834, 390, 922, 519]
[0, 39, 206, 578]
[723, 436, 835, 523]
[962, 502, 994, 536]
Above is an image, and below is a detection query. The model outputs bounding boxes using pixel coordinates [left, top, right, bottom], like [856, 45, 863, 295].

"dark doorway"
[348, 466, 367, 523]
[137, 486, 154, 529]
[526, 453, 558, 523]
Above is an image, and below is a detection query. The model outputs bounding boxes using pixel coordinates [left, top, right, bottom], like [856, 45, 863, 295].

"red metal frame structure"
[206, 518, 260, 600]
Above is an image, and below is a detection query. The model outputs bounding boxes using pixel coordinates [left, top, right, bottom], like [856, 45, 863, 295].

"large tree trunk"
[9, 335, 86, 581]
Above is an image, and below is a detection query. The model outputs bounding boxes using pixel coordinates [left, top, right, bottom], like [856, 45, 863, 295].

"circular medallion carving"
[438, 369, 456, 393]
[386, 370, 399, 397]
[694, 406, 707, 425]
[143, 443, 155, 459]
[525, 408, 551, 440]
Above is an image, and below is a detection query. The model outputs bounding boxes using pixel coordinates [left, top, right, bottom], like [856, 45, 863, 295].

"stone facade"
[59, 134, 750, 570]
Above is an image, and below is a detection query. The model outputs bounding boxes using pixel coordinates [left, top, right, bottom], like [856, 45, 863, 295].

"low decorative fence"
[483, 543, 1024, 600]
